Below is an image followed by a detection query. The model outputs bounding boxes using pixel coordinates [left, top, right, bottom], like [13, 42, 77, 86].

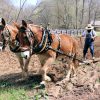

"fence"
[50, 29, 85, 35]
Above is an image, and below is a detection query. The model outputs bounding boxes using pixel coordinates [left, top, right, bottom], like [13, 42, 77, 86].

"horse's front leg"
[41, 56, 56, 84]
[16, 51, 31, 79]
[16, 54, 25, 78]
[23, 57, 31, 78]
[21, 50, 31, 78]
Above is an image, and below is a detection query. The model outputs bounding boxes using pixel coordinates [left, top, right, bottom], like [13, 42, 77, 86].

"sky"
[10, 0, 38, 7]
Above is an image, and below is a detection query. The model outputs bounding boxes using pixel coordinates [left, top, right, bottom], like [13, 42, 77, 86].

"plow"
[79, 57, 100, 65]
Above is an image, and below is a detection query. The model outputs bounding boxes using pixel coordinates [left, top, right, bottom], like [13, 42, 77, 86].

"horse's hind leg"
[72, 54, 79, 77]
[65, 62, 74, 81]
[66, 60, 78, 79]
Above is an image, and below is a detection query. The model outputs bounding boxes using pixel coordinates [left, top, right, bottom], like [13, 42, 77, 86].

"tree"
[16, 0, 27, 21]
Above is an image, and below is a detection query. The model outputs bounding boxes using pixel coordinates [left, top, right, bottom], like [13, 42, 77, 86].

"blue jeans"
[83, 40, 94, 58]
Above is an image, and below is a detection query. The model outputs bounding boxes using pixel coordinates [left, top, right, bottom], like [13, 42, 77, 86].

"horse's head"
[0, 18, 19, 52]
[5, 23, 20, 52]
[16, 20, 34, 51]
[17, 20, 48, 53]
[0, 18, 6, 51]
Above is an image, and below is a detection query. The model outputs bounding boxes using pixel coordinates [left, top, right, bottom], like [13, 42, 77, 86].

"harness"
[9, 27, 33, 53]
[31, 30, 87, 63]
[32, 28, 51, 53]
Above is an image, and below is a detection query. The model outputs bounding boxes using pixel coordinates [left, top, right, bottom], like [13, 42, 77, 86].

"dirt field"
[0, 36, 100, 100]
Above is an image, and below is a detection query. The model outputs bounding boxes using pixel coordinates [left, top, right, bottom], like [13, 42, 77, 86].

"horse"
[0, 18, 32, 79]
[0, 18, 6, 51]
[16, 20, 79, 84]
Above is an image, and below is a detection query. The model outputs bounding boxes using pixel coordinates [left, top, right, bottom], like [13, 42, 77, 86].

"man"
[82, 24, 97, 60]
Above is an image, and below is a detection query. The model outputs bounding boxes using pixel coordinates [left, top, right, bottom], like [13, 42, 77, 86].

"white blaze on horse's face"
[0, 44, 3, 51]
[21, 51, 30, 59]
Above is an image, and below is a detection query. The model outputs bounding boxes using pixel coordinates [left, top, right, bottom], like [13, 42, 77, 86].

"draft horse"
[0, 18, 33, 79]
[16, 20, 79, 84]
[17, 20, 79, 82]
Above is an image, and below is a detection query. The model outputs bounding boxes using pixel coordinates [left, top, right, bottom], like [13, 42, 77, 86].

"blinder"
[19, 26, 33, 40]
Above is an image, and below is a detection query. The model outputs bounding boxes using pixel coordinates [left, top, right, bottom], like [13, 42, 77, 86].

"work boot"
[92, 57, 95, 60]
[83, 57, 86, 61]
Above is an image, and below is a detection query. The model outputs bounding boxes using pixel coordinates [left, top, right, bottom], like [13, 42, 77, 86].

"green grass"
[0, 87, 48, 100]
[0, 81, 32, 100]
[0, 87, 29, 100]
[96, 31, 100, 36]
[0, 81, 48, 100]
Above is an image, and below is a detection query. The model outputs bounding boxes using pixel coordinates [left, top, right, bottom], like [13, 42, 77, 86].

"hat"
[85, 24, 94, 30]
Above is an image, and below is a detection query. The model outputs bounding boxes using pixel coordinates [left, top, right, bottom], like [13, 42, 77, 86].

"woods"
[0, 0, 100, 29]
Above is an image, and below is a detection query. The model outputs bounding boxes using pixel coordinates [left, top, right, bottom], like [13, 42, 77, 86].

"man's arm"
[82, 30, 86, 37]
[92, 30, 97, 40]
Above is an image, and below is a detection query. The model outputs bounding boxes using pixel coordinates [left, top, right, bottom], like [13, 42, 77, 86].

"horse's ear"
[13, 21, 20, 29]
[22, 20, 27, 27]
[2, 18, 6, 26]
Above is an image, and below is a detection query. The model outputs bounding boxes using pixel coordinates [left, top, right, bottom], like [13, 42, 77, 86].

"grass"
[0, 81, 32, 100]
[96, 31, 100, 36]
[0, 87, 29, 100]
[0, 81, 48, 100]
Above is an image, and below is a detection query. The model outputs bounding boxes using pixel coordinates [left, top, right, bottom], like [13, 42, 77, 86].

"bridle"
[17, 26, 50, 54]
[16, 26, 34, 53]
[0, 25, 6, 50]
[1, 26, 20, 52]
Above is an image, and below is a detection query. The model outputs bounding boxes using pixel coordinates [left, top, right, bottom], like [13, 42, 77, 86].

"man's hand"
[91, 36, 95, 41]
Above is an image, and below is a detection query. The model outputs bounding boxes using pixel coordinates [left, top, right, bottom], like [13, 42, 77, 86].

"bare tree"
[80, 0, 85, 27]
[88, 0, 93, 23]
[1, 0, 99, 29]
[75, 0, 78, 29]
[16, 0, 27, 21]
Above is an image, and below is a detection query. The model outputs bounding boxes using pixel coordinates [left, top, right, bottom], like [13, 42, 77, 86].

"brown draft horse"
[0, 18, 6, 51]
[16, 20, 79, 84]
[0, 18, 32, 79]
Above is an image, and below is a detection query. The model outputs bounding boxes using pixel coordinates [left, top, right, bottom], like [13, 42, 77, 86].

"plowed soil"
[0, 36, 100, 100]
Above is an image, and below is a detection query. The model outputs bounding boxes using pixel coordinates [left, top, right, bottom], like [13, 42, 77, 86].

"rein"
[47, 46, 84, 63]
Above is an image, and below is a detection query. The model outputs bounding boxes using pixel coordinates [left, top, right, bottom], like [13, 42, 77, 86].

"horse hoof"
[40, 81, 46, 88]
[45, 75, 51, 82]
[40, 81, 46, 85]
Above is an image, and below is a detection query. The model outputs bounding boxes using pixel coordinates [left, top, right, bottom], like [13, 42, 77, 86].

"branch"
[16, 0, 27, 21]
